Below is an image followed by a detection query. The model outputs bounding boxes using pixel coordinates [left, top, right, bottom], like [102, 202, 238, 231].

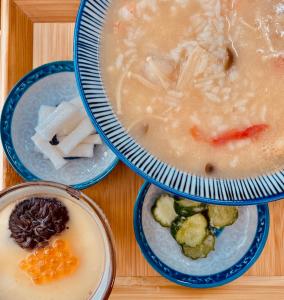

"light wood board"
[1, 3, 284, 299]
[14, 0, 80, 22]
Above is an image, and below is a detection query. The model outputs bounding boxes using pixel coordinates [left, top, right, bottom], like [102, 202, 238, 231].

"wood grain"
[1, 0, 33, 187]
[33, 23, 75, 65]
[1, 0, 10, 103]
[110, 276, 284, 300]
[14, 0, 79, 22]
[0, 0, 4, 188]
[1, 10, 284, 300]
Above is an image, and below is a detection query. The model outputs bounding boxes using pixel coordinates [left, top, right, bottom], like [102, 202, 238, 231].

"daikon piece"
[83, 134, 102, 144]
[38, 105, 56, 125]
[35, 101, 79, 141]
[57, 105, 86, 136]
[70, 97, 84, 110]
[58, 118, 95, 155]
[58, 134, 101, 144]
[65, 144, 94, 158]
[57, 117, 85, 136]
[31, 134, 67, 170]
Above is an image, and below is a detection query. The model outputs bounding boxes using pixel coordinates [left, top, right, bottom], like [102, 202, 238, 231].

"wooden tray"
[1, 1, 284, 299]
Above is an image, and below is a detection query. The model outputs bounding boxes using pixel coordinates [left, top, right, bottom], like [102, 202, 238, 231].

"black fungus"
[49, 135, 59, 146]
[9, 197, 69, 250]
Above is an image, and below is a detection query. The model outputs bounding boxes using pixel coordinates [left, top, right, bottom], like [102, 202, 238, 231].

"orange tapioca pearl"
[19, 260, 28, 270]
[27, 255, 36, 264]
[33, 276, 44, 285]
[55, 251, 64, 258]
[66, 257, 78, 267]
[43, 247, 54, 256]
[54, 239, 66, 250]
[38, 265, 47, 273]
[19, 239, 79, 285]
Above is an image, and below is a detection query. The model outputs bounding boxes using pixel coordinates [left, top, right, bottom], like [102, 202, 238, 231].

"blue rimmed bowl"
[74, 0, 284, 205]
[1, 60, 118, 189]
[133, 183, 269, 288]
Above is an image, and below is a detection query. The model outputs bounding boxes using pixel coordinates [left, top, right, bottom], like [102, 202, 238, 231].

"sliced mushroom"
[205, 163, 215, 175]
[224, 47, 235, 71]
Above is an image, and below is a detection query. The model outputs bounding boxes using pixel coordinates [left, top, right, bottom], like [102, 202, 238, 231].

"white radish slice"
[56, 102, 93, 136]
[57, 104, 86, 136]
[57, 113, 85, 136]
[70, 97, 84, 110]
[58, 118, 95, 155]
[83, 134, 102, 144]
[38, 105, 56, 125]
[35, 102, 79, 141]
[36, 106, 56, 155]
[31, 134, 67, 170]
[58, 134, 101, 144]
[65, 144, 94, 158]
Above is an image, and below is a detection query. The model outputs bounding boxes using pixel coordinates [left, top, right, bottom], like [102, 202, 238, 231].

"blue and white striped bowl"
[74, 0, 284, 205]
[1, 61, 118, 189]
[133, 183, 269, 288]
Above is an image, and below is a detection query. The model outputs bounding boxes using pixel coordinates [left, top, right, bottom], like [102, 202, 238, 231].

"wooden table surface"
[1, 1, 284, 299]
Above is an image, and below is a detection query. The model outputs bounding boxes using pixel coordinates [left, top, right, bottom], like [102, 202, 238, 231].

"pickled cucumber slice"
[171, 214, 208, 247]
[182, 234, 215, 260]
[152, 194, 177, 227]
[208, 205, 238, 229]
[174, 199, 207, 217]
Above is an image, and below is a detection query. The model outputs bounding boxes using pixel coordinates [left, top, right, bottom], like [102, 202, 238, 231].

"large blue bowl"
[74, 0, 284, 205]
[133, 182, 269, 288]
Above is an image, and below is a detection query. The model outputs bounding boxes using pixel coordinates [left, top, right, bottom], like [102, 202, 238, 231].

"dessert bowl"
[74, 0, 284, 204]
[133, 182, 269, 288]
[0, 181, 116, 299]
[1, 60, 118, 189]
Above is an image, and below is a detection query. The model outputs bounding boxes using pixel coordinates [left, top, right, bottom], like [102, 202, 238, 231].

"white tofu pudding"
[0, 182, 115, 300]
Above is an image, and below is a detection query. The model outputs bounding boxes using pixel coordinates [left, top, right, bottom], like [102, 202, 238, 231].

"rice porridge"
[101, 0, 284, 178]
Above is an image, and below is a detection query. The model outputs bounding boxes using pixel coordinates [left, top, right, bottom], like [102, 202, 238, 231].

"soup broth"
[101, 0, 284, 178]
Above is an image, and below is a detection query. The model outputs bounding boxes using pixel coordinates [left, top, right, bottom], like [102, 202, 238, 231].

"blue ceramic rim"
[0, 60, 119, 190]
[133, 182, 270, 288]
[74, 0, 284, 205]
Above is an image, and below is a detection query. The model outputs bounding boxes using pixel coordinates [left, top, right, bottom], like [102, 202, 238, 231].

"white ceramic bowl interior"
[10, 68, 117, 187]
[139, 184, 267, 278]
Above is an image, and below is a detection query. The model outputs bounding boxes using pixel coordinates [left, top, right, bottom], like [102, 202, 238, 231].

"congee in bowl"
[101, 0, 284, 179]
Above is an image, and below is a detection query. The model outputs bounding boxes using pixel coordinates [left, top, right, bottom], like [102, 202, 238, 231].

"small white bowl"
[1, 61, 118, 189]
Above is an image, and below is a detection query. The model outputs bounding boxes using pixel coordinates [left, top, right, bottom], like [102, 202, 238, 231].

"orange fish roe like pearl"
[19, 239, 79, 285]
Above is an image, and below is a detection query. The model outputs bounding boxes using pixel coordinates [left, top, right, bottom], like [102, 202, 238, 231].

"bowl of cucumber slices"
[134, 183, 270, 288]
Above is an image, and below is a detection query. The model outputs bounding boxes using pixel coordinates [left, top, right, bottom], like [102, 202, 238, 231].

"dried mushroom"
[9, 198, 69, 249]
